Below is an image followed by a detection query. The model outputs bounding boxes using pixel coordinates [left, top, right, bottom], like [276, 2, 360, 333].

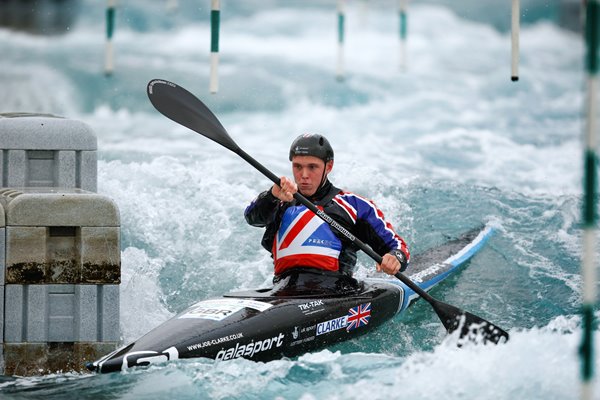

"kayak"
[88, 225, 494, 373]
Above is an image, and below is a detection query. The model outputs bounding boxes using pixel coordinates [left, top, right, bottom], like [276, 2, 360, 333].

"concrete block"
[0, 114, 96, 150]
[57, 151, 76, 188]
[0, 114, 97, 192]
[48, 285, 75, 342]
[4, 284, 119, 343]
[4, 285, 23, 342]
[77, 285, 98, 342]
[101, 285, 120, 341]
[2, 188, 121, 285]
[0, 114, 119, 375]
[80, 151, 97, 192]
[3, 189, 119, 227]
[27, 285, 48, 342]
[5, 226, 47, 283]
[81, 227, 120, 283]
[27, 150, 56, 186]
[7, 150, 26, 187]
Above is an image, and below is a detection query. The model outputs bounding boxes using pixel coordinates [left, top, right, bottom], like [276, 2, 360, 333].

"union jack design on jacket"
[273, 205, 343, 273]
[244, 180, 410, 277]
[272, 190, 408, 275]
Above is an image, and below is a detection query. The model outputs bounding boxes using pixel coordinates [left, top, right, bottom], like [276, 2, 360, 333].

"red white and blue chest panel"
[273, 205, 342, 274]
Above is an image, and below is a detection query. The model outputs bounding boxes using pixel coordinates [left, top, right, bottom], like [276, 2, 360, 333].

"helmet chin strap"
[319, 171, 328, 190]
[317, 161, 331, 191]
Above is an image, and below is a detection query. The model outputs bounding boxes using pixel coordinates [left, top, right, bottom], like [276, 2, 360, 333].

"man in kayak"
[244, 133, 410, 286]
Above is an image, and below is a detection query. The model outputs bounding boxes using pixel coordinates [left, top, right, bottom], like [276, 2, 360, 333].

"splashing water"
[0, 1, 597, 399]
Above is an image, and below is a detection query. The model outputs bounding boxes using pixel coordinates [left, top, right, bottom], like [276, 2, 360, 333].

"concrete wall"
[1, 188, 120, 345]
[0, 115, 122, 376]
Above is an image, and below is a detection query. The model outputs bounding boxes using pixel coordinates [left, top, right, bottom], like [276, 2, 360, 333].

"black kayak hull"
[89, 226, 493, 373]
[91, 278, 403, 373]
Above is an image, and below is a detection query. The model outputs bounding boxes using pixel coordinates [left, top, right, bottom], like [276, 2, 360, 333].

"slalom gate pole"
[399, 0, 408, 71]
[104, 0, 116, 76]
[581, 2, 599, 400]
[336, 0, 345, 81]
[209, 0, 220, 94]
[511, 0, 520, 81]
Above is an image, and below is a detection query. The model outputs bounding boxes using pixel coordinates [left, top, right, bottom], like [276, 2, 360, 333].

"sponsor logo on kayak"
[298, 300, 324, 311]
[186, 333, 244, 352]
[316, 302, 372, 335]
[290, 335, 316, 347]
[297, 299, 325, 315]
[316, 315, 348, 336]
[289, 324, 317, 346]
[215, 333, 285, 361]
[179, 299, 273, 321]
[346, 303, 371, 332]
[119, 347, 179, 370]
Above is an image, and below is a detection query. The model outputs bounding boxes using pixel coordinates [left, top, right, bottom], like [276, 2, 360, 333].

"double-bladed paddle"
[146, 79, 509, 345]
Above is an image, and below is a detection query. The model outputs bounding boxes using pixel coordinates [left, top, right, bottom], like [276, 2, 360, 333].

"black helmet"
[289, 133, 334, 163]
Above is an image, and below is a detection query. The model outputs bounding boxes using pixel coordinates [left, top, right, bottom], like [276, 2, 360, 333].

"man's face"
[291, 155, 333, 197]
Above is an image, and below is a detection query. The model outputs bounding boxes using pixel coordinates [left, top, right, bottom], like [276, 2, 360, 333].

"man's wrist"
[391, 249, 407, 271]
[264, 189, 280, 203]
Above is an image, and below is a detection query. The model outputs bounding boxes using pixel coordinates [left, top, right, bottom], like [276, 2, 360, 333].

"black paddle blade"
[433, 300, 509, 345]
[147, 79, 239, 153]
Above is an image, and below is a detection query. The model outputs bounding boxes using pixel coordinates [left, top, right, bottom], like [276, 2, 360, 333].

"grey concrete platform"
[0, 115, 121, 376]
[0, 188, 121, 375]
[0, 113, 97, 191]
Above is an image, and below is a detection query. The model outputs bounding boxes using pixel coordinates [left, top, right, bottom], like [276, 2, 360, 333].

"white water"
[0, 1, 598, 399]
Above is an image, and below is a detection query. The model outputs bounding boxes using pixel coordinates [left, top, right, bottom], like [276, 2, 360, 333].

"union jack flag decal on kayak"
[346, 303, 371, 332]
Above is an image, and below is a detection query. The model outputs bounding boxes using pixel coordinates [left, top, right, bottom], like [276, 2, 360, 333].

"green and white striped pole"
[511, 0, 520, 81]
[336, 0, 345, 81]
[581, 2, 599, 400]
[399, 0, 408, 72]
[209, 0, 220, 94]
[104, 0, 116, 76]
